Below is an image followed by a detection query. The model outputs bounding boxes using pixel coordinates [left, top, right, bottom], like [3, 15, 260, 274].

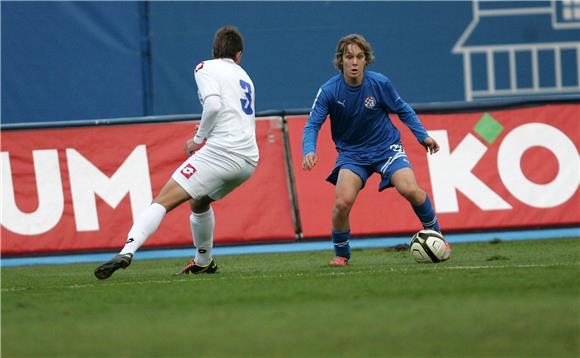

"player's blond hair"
[334, 34, 375, 72]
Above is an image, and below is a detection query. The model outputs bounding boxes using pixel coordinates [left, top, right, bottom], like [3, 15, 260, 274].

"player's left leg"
[391, 168, 441, 233]
[94, 179, 192, 280]
[121, 179, 192, 256]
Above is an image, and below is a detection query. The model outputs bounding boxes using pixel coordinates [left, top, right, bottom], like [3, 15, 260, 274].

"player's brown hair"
[212, 26, 244, 59]
[334, 34, 375, 72]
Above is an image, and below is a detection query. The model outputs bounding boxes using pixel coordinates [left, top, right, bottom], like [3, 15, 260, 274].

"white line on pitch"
[2, 262, 578, 293]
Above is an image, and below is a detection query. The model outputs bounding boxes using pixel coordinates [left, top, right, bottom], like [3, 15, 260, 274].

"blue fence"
[2, 1, 579, 124]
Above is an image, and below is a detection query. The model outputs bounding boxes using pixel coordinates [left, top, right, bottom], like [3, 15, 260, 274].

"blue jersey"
[302, 71, 428, 164]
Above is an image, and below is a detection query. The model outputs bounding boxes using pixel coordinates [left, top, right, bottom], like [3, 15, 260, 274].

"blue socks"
[412, 195, 441, 233]
[332, 229, 351, 259]
[330, 196, 438, 259]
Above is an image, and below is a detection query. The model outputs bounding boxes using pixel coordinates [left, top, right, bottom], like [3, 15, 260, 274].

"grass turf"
[2, 238, 579, 357]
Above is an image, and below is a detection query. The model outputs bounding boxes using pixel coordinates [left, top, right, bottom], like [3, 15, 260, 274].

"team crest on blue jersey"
[364, 96, 376, 109]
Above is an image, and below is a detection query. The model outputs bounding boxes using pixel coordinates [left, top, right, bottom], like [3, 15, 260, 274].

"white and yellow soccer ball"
[410, 229, 451, 263]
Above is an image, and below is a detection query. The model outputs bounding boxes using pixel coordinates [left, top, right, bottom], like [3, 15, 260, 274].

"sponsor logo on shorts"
[181, 164, 197, 179]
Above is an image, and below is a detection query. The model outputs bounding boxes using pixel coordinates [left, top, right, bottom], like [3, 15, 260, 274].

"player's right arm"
[302, 88, 330, 171]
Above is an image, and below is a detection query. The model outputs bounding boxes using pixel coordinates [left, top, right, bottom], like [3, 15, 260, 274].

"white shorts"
[171, 146, 256, 200]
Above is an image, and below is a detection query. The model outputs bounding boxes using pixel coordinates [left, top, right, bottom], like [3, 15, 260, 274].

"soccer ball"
[409, 229, 451, 263]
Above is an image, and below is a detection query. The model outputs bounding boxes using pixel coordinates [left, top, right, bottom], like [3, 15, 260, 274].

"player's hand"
[184, 137, 202, 156]
[422, 137, 440, 155]
[302, 152, 318, 171]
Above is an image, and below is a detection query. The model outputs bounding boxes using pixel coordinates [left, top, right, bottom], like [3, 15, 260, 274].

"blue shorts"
[326, 144, 412, 192]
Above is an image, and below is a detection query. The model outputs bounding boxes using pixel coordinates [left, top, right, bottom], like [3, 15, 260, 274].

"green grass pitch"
[2, 238, 579, 357]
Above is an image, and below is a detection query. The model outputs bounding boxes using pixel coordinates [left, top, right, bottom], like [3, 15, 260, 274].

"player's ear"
[235, 51, 242, 64]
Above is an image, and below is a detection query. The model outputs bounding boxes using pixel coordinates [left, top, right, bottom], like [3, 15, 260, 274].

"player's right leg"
[176, 196, 220, 275]
[174, 148, 256, 275]
[330, 168, 363, 266]
[94, 179, 191, 280]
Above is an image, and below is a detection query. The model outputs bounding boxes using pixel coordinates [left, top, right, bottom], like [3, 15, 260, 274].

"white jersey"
[194, 58, 259, 165]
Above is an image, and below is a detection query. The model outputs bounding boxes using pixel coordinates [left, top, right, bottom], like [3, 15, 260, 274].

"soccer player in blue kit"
[302, 34, 443, 266]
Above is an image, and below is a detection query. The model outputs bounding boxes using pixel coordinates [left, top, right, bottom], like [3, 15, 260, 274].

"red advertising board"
[1, 118, 296, 255]
[286, 104, 580, 239]
[2, 103, 579, 255]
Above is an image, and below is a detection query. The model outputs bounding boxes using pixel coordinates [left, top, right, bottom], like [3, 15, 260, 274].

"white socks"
[190, 207, 215, 266]
[118, 202, 214, 264]
[120, 203, 166, 256]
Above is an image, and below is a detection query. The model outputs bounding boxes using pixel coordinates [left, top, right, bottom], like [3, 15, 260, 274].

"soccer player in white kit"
[95, 26, 259, 279]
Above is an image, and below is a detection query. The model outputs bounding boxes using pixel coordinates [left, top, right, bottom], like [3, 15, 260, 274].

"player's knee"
[398, 184, 424, 203]
[396, 182, 411, 197]
[152, 198, 176, 212]
[334, 197, 355, 216]
[189, 196, 213, 213]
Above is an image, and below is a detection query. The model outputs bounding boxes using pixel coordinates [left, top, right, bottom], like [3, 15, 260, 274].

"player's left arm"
[184, 94, 221, 156]
[193, 94, 221, 144]
[421, 136, 440, 155]
[382, 79, 438, 154]
[186, 63, 221, 155]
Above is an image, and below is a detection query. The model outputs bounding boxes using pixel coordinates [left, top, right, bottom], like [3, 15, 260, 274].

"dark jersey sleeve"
[382, 79, 429, 143]
[302, 87, 330, 156]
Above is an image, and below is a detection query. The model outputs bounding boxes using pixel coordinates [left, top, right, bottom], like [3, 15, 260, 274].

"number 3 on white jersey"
[239, 79, 253, 115]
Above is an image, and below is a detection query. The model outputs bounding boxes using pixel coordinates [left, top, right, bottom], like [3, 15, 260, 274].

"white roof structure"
[453, 0, 580, 101]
